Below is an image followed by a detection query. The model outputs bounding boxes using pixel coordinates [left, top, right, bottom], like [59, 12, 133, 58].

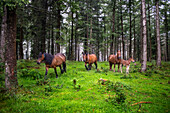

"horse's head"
[129, 57, 135, 63]
[37, 52, 45, 64]
[82, 52, 88, 62]
[117, 50, 121, 60]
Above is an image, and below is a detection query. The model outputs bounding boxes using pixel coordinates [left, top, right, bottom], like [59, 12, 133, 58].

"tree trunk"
[148, 3, 152, 61]
[56, 1, 61, 53]
[164, 0, 169, 61]
[41, 0, 48, 52]
[120, 0, 124, 59]
[141, 0, 147, 72]
[5, 6, 18, 89]
[129, 0, 132, 57]
[133, 1, 136, 60]
[110, 1, 116, 55]
[156, 0, 161, 66]
[51, 25, 54, 55]
[19, 27, 23, 59]
[70, 11, 74, 60]
[89, 17, 93, 54]
[0, 5, 7, 63]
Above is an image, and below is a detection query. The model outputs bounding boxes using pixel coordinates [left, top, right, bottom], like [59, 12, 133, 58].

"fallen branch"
[131, 101, 152, 106]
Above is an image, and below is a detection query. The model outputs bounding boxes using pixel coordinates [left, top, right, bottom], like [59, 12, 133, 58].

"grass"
[0, 60, 170, 113]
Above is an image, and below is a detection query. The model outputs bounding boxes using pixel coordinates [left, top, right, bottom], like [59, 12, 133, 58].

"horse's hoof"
[109, 69, 112, 71]
[56, 76, 58, 78]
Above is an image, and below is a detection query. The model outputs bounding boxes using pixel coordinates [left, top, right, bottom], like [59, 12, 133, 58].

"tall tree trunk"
[133, 1, 136, 59]
[0, 5, 7, 63]
[51, 25, 54, 55]
[19, 27, 23, 59]
[110, 1, 116, 55]
[156, 0, 161, 66]
[75, 11, 79, 61]
[129, 0, 132, 57]
[5, 6, 18, 89]
[164, 0, 169, 61]
[56, 1, 61, 53]
[141, 0, 147, 72]
[120, 0, 124, 59]
[41, 0, 48, 52]
[84, 14, 88, 53]
[70, 11, 74, 60]
[148, 3, 152, 61]
[89, 17, 93, 54]
[140, 3, 143, 63]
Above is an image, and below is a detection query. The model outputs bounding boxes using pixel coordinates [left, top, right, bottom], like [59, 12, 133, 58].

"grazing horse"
[37, 52, 66, 78]
[82, 52, 97, 70]
[121, 57, 135, 74]
[109, 50, 122, 72]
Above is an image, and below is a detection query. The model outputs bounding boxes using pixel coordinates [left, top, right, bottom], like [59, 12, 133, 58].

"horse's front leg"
[118, 64, 120, 72]
[120, 64, 122, 73]
[59, 65, 64, 74]
[109, 62, 112, 71]
[45, 67, 49, 79]
[54, 67, 58, 78]
[85, 62, 88, 70]
[88, 64, 92, 70]
[94, 62, 97, 69]
[114, 63, 115, 72]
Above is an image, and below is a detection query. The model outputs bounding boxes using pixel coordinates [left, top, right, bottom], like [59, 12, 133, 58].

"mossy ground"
[0, 60, 169, 113]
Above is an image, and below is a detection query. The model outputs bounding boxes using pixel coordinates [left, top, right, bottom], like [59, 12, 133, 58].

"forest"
[0, 0, 170, 112]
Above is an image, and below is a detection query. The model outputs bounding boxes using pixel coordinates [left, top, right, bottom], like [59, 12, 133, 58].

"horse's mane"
[44, 53, 54, 65]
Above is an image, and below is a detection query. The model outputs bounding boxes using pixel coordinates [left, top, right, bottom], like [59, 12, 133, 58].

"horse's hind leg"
[54, 67, 58, 78]
[88, 64, 92, 70]
[63, 62, 66, 72]
[59, 65, 64, 74]
[109, 62, 112, 71]
[114, 64, 115, 72]
[94, 62, 97, 69]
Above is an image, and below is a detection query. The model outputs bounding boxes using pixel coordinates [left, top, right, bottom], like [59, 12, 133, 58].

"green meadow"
[0, 60, 170, 113]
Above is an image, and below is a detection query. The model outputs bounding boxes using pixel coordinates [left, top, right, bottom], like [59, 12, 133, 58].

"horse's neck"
[127, 58, 132, 63]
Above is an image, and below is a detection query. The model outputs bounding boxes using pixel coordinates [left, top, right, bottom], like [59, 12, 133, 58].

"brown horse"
[82, 52, 97, 70]
[121, 57, 135, 74]
[109, 50, 122, 72]
[37, 52, 66, 78]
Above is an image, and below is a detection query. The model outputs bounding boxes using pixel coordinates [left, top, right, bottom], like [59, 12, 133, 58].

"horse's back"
[55, 53, 66, 62]
[109, 54, 116, 63]
[51, 53, 66, 66]
[89, 54, 97, 63]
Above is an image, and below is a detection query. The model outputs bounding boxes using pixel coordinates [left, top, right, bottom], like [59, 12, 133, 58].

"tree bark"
[0, 5, 7, 63]
[19, 27, 23, 59]
[70, 10, 74, 60]
[51, 24, 54, 55]
[5, 6, 18, 89]
[110, 1, 116, 55]
[120, 0, 124, 59]
[56, 1, 61, 53]
[164, 0, 169, 61]
[156, 0, 161, 66]
[148, 3, 152, 61]
[141, 0, 147, 72]
[129, 0, 132, 57]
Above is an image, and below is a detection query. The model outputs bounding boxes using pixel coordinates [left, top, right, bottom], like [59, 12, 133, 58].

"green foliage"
[19, 69, 42, 80]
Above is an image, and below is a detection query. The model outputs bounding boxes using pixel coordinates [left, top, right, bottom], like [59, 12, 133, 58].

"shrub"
[20, 69, 42, 80]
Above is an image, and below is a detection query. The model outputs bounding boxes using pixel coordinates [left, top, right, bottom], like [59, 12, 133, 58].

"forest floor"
[0, 60, 170, 113]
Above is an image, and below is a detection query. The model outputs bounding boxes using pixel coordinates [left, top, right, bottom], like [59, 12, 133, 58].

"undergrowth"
[0, 60, 169, 113]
